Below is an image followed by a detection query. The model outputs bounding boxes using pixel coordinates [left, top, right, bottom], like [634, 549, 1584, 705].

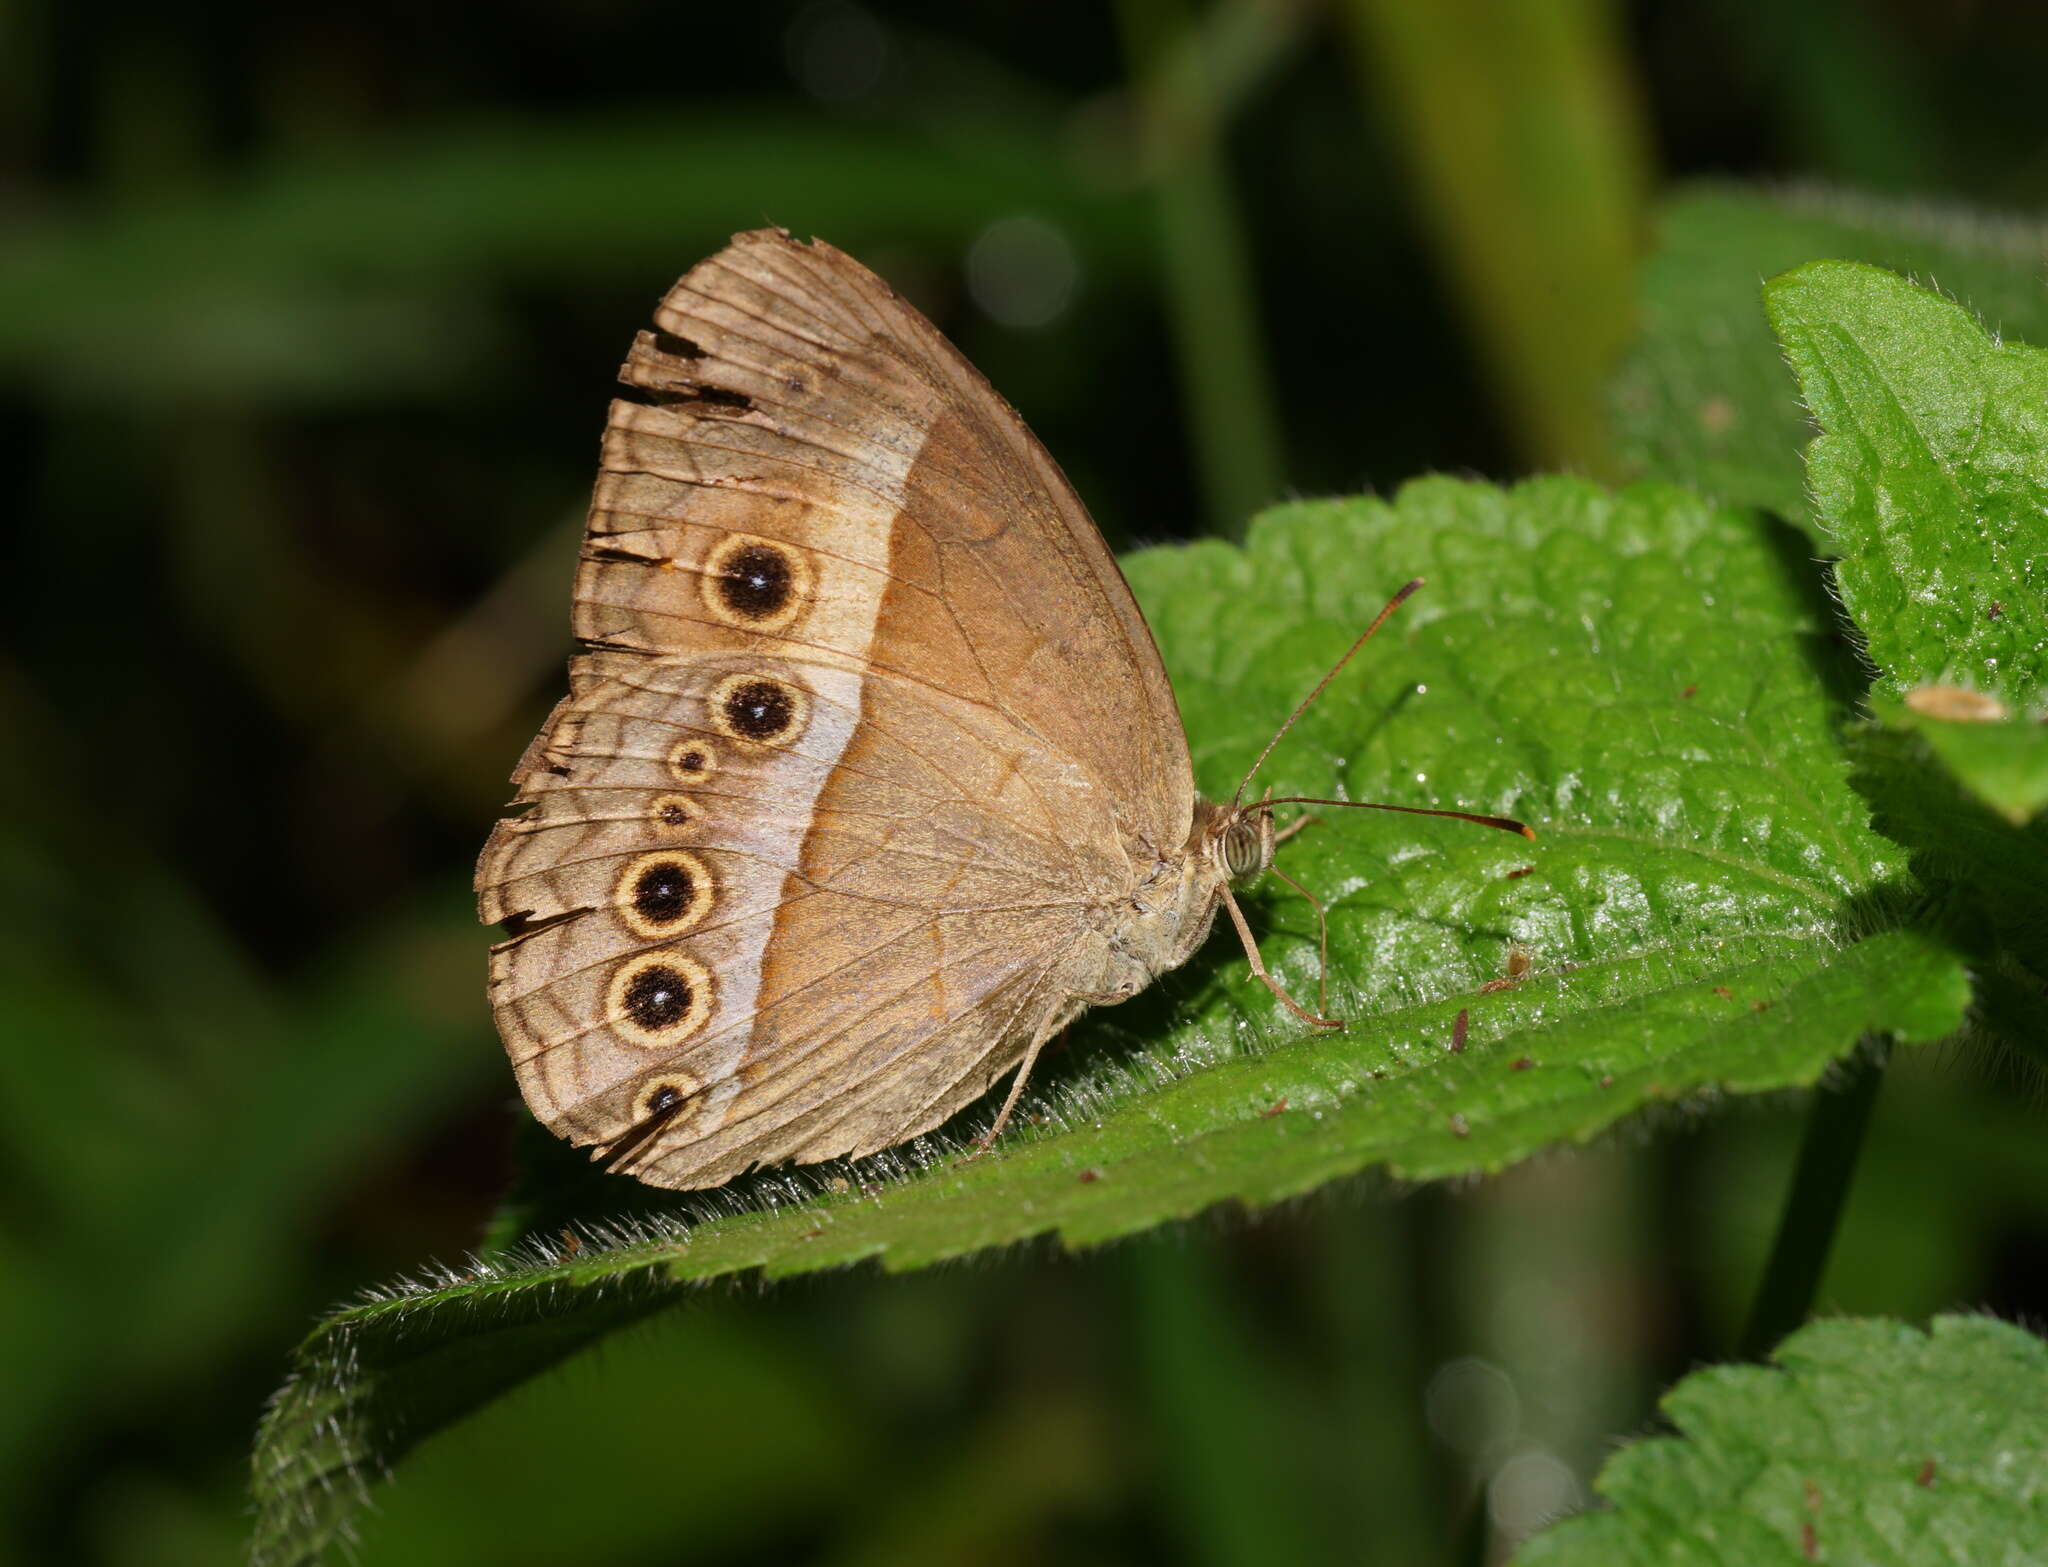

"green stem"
[1737, 1039, 1889, 1361]
[1117, 0, 1290, 538]
[1125, 1234, 1324, 1567]
[1340, 0, 1650, 475]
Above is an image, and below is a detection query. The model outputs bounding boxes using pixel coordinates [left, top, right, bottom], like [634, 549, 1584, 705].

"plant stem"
[1117, 0, 1290, 538]
[1340, 0, 1650, 475]
[1737, 1039, 1889, 1361]
[1125, 1232, 1324, 1567]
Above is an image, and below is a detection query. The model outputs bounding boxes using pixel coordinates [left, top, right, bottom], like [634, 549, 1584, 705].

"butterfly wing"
[478, 230, 1195, 1188]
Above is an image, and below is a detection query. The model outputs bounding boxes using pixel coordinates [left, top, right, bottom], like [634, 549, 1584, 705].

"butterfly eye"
[1222, 820, 1267, 879]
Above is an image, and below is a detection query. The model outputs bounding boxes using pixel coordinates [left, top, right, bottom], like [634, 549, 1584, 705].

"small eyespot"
[608, 951, 714, 1048]
[710, 673, 809, 748]
[615, 850, 714, 939]
[701, 534, 810, 630]
[635, 1071, 704, 1122]
[650, 793, 702, 833]
[667, 738, 717, 783]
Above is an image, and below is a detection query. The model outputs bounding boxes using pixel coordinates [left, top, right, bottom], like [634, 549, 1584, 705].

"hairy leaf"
[1872, 695, 2048, 828]
[1516, 1314, 2048, 1566]
[1846, 715, 2048, 1070]
[1614, 182, 2048, 528]
[1767, 260, 2048, 709]
[252, 478, 1968, 1564]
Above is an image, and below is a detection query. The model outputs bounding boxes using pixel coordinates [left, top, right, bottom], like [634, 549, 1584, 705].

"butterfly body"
[480, 230, 1288, 1189]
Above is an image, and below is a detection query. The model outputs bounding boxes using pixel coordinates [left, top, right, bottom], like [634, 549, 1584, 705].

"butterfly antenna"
[1232, 577, 1426, 809]
[1260, 796, 1534, 839]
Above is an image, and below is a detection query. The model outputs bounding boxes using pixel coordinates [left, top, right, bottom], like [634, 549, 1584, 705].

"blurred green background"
[4, 2, 2046, 1564]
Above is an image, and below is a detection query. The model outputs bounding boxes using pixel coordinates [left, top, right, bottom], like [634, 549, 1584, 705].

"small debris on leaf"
[1905, 684, 2008, 722]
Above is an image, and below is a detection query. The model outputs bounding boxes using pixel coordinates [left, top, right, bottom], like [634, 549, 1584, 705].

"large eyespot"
[709, 673, 809, 748]
[615, 850, 714, 939]
[607, 951, 714, 1049]
[649, 793, 703, 834]
[667, 738, 718, 784]
[700, 534, 811, 631]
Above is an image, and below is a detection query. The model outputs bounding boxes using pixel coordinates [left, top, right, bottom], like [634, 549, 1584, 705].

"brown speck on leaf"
[1916, 1458, 1937, 1487]
[1505, 865, 1536, 880]
[1801, 1520, 1818, 1560]
[558, 1228, 581, 1259]
[1804, 1477, 1821, 1513]
[1905, 684, 2008, 722]
[1449, 1112, 1470, 1139]
[1479, 946, 1533, 993]
[1512, 1057, 1535, 1071]
[1752, 999, 1772, 1012]
[825, 1176, 851, 1195]
[1713, 986, 1732, 999]
[1370, 1069, 1387, 1080]
[1261, 1097, 1289, 1118]
[1699, 396, 1736, 435]
[1681, 683, 1698, 699]
[1988, 600, 2004, 621]
[1599, 1074, 1615, 1088]
[1451, 1009, 1470, 1053]
[799, 1228, 825, 1241]
[1077, 1168, 1103, 1184]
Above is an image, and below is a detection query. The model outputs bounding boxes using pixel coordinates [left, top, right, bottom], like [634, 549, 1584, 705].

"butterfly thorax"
[1084, 799, 1274, 1007]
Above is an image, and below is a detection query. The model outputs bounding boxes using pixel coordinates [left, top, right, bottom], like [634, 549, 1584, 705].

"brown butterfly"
[476, 229, 1528, 1190]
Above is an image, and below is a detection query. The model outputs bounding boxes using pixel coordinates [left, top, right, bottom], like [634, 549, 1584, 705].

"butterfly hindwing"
[477, 231, 1203, 1189]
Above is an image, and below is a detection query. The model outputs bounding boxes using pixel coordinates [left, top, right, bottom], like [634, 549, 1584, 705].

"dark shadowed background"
[4, 2, 2046, 1564]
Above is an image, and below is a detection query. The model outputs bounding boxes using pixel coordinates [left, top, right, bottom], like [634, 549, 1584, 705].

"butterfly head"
[1198, 799, 1277, 885]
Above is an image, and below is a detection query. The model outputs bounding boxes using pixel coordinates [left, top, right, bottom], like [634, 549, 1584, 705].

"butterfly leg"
[1217, 881, 1344, 1030]
[1272, 812, 1321, 847]
[963, 1021, 1061, 1161]
[1267, 863, 1330, 1018]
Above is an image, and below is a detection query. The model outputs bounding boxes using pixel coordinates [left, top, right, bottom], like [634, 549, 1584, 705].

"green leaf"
[1515, 1314, 2048, 1566]
[1614, 182, 2048, 528]
[1874, 694, 2048, 827]
[1767, 260, 2048, 709]
[252, 477, 1969, 1565]
[1845, 715, 2048, 1070]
